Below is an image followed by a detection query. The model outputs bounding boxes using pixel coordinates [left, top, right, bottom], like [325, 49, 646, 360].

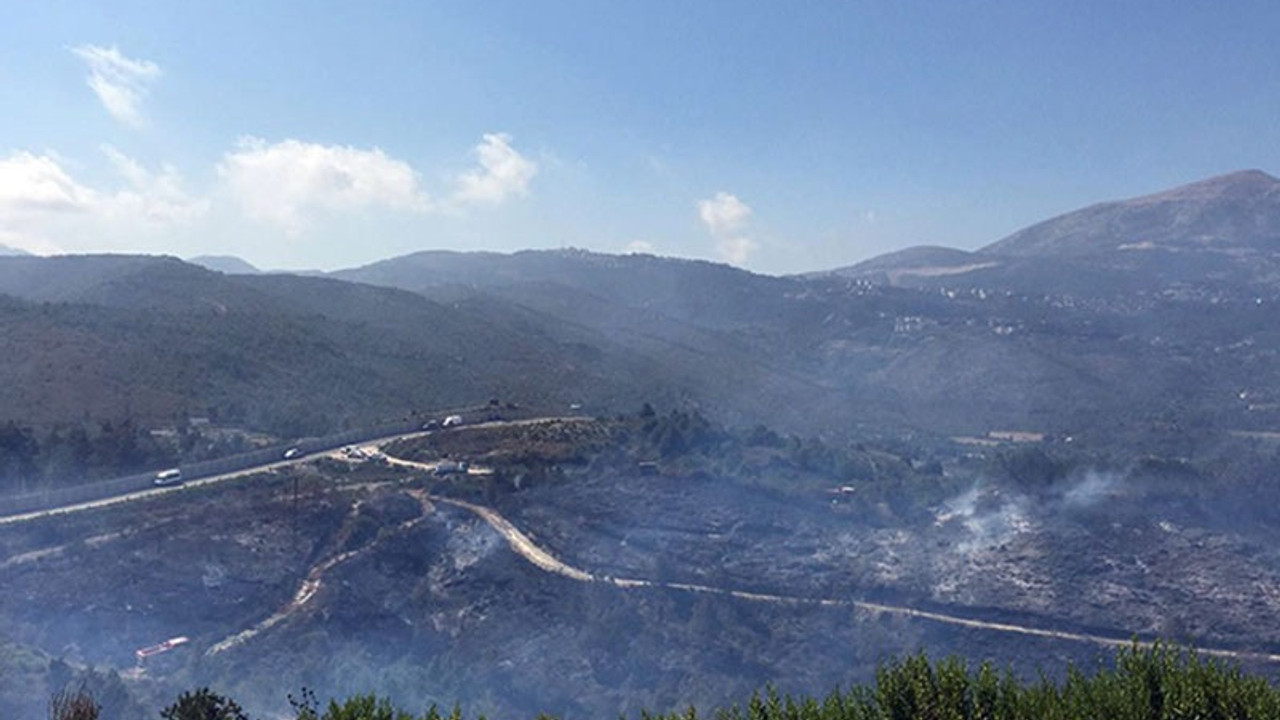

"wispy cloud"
[70, 45, 161, 128]
[698, 191, 758, 265]
[216, 137, 432, 234]
[101, 146, 209, 225]
[451, 133, 538, 206]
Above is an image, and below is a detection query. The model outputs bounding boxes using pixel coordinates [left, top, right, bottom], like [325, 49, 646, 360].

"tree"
[49, 688, 98, 720]
[0, 421, 39, 488]
[289, 691, 419, 720]
[161, 689, 248, 720]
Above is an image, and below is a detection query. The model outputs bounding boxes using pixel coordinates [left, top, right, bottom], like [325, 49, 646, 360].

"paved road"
[0, 455, 314, 528]
[0, 418, 496, 527]
[0, 414, 579, 527]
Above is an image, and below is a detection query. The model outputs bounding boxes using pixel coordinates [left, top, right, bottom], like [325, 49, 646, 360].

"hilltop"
[982, 169, 1280, 258]
[0, 255, 692, 437]
[187, 255, 261, 275]
[829, 169, 1280, 295]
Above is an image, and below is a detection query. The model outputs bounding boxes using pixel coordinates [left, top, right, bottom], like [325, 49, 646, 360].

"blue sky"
[1, 1, 1277, 273]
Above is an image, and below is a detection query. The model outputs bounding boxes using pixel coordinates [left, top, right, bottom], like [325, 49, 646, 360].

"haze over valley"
[6, 3, 1280, 718]
[3, 169, 1280, 717]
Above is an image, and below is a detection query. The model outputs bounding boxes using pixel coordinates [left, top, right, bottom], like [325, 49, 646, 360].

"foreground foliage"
[46, 643, 1280, 720]
[712, 643, 1280, 720]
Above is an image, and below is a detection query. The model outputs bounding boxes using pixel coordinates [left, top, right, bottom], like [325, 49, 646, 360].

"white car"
[283, 447, 302, 459]
[154, 468, 183, 486]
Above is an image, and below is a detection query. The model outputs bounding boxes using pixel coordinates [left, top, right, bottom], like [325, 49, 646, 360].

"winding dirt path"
[206, 545, 367, 656]
[423, 488, 1280, 665]
[206, 486, 431, 656]
[433, 495, 594, 582]
[203, 443, 1280, 665]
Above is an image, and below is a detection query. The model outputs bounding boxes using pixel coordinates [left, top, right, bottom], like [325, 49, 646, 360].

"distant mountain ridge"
[3, 168, 1280, 450]
[333, 248, 799, 331]
[828, 169, 1280, 294]
[981, 169, 1280, 258]
[0, 254, 708, 434]
[812, 245, 990, 284]
[188, 254, 261, 274]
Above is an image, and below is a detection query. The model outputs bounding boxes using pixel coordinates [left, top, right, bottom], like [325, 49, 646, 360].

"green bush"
[153, 642, 1280, 720]
[160, 688, 248, 720]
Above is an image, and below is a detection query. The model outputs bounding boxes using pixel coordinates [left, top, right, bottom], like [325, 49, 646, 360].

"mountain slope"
[187, 255, 261, 274]
[826, 170, 1280, 294]
[812, 246, 992, 285]
[982, 169, 1280, 258]
[7, 170, 1280, 452]
[0, 255, 871, 443]
[0, 256, 699, 434]
[334, 248, 802, 332]
[334, 248, 865, 431]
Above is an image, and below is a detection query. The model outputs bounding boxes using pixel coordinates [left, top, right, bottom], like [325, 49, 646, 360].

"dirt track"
[416, 474, 1280, 665]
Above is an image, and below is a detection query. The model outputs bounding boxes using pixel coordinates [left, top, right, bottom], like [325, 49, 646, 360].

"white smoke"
[934, 484, 1030, 553]
[1060, 469, 1122, 508]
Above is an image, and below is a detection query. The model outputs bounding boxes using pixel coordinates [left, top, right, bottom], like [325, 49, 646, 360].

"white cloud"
[699, 192, 752, 235]
[0, 151, 96, 218]
[0, 149, 205, 255]
[0, 132, 538, 262]
[217, 134, 537, 233]
[452, 133, 538, 205]
[698, 191, 758, 265]
[70, 45, 161, 128]
[217, 137, 432, 234]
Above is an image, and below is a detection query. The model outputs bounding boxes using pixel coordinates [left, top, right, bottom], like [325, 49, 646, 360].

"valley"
[7, 5, 1280, 717]
[7, 411, 1280, 718]
[3, 170, 1280, 718]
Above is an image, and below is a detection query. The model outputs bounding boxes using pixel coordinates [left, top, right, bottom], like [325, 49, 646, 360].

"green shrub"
[162, 642, 1280, 720]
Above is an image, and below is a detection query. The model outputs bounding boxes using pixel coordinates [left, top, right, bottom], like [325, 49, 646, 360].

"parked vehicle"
[283, 447, 302, 459]
[433, 460, 469, 476]
[154, 468, 183, 486]
[442, 415, 464, 428]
